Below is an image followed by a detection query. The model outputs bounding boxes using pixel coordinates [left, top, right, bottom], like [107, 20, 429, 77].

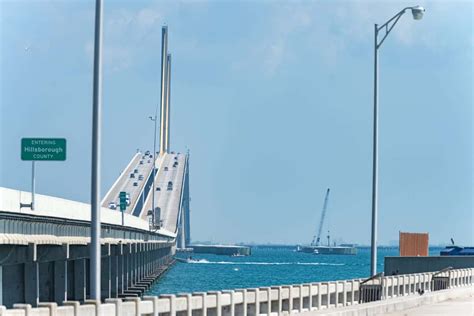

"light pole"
[90, 0, 103, 300]
[370, 5, 425, 276]
[149, 113, 158, 229]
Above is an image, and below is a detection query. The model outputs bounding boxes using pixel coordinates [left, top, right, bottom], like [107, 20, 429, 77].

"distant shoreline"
[191, 243, 448, 249]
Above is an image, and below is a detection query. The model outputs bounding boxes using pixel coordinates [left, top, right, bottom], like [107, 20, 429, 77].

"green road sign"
[21, 138, 66, 161]
[119, 191, 127, 211]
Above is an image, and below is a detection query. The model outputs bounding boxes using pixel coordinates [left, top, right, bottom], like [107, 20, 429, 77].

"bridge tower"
[159, 26, 169, 155]
[177, 153, 191, 249]
[164, 54, 172, 154]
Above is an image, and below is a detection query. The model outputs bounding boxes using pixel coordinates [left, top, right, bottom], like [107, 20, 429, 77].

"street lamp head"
[411, 5, 425, 20]
[149, 116, 155, 121]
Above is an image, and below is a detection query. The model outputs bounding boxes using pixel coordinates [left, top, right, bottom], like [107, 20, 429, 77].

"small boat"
[175, 256, 208, 263]
[313, 249, 319, 255]
[440, 246, 474, 256]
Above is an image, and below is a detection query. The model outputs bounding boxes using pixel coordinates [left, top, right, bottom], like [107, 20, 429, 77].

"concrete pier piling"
[0, 240, 173, 308]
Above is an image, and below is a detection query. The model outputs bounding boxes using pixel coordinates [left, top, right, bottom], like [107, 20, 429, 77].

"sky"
[1, 0, 472, 246]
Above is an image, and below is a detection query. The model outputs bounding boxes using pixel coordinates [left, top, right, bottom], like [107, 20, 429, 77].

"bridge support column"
[154, 244, 158, 274]
[101, 244, 112, 300]
[128, 246, 133, 287]
[146, 244, 151, 276]
[110, 249, 119, 298]
[54, 260, 67, 304]
[130, 244, 137, 287]
[73, 259, 86, 301]
[151, 246, 157, 275]
[0, 266, 2, 306]
[137, 244, 143, 281]
[125, 248, 131, 289]
[144, 244, 149, 278]
[117, 248, 125, 296]
[131, 245, 136, 285]
[143, 245, 148, 277]
[101, 256, 111, 299]
[154, 247, 158, 274]
[2, 264, 23, 308]
[152, 245, 157, 272]
[153, 245, 158, 273]
[142, 244, 147, 279]
[24, 262, 39, 307]
[141, 244, 145, 279]
[133, 244, 139, 285]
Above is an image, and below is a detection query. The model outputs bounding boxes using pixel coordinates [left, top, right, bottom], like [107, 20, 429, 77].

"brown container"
[399, 232, 429, 257]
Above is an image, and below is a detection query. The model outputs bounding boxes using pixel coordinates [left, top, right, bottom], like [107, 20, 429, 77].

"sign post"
[20, 138, 67, 210]
[119, 191, 127, 226]
[31, 161, 35, 209]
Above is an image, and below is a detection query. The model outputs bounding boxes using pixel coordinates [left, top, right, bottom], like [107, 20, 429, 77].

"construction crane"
[311, 188, 330, 246]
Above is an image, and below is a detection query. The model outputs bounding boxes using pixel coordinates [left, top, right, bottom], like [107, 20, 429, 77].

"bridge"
[0, 25, 191, 308]
[0, 146, 190, 308]
[99, 150, 190, 241]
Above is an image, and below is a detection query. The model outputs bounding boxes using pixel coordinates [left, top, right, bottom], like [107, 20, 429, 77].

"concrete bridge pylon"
[159, 26, 168, 155]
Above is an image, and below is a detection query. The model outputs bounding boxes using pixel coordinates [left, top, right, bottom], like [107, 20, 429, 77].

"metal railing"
[0, 212, 173, 242]
[431, 267, 452, 291]
[2, 268, 473, 316]
[359, 272, 383, 303]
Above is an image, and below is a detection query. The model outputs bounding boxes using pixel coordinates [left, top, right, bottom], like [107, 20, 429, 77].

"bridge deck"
[382, 294, 474, 315]
[141, 152, 186, 234]
[0, 187, 150, 231]
[101, 151, 157, 215]
[101, 152, 140, 207]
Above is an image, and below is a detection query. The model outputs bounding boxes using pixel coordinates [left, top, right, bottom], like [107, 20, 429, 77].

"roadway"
[141, 152, 186, 234]
[101, 151, 156, 215]
[381, 294, 474, 315]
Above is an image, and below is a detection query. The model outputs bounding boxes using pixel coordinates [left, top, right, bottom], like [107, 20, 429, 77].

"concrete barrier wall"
[0, 187, 149, 231]
[385, 256, 474, 275]
[2, 268, 472, 316]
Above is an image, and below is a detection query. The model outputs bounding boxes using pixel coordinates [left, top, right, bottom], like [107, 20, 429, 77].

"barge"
[298, 244, 357, 255]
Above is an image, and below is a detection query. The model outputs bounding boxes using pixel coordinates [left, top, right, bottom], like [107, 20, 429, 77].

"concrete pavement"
[305, 287, 474, 316]
[381, 294, 474, 315]
[141, 152, 186, 234]
[101, 151, 156, 214]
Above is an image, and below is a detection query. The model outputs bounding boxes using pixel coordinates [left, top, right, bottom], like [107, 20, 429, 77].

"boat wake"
[186, 260, 344, 266]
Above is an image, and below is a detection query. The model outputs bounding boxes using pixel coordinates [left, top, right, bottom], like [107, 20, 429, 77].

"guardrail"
[0, 211, 172, 242]
[0, 187, 150, 231]
[2, 268, 472, 316]
[431, 266, 452, 291]
[359, 272, 383, 303]
[0, 187, 176, 242]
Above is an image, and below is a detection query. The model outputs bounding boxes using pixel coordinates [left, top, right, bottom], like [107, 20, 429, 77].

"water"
[147, 247, 441, 296]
